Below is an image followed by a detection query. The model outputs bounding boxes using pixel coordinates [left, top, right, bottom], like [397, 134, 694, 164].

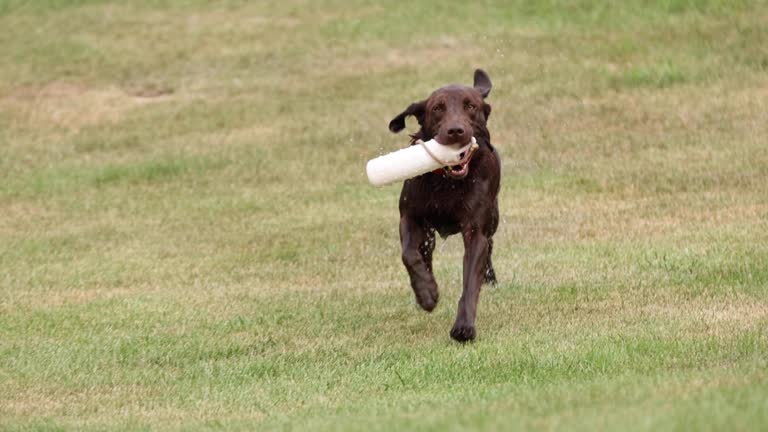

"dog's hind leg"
[400, 216, 439, 312]
[483, 237, 497, 285]
[420, 227, 436, 274]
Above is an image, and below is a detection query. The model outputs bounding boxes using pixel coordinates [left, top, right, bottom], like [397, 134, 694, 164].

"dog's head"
[388, 69, 492, 147]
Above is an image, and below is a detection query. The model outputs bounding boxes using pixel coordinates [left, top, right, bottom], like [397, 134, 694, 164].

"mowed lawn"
[1, 0, 767, 430]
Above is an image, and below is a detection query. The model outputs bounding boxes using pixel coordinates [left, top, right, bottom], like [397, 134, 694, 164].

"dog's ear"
[483, 102, 492, 121]
[388, 100, 426, 133]
[474, 69, 492, 98]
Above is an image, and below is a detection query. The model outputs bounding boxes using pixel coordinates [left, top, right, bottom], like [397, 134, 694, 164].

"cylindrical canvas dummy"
[366, 137, 477, 187]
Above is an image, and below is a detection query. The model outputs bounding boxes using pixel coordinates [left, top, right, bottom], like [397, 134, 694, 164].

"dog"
[388, 69, 500, 342]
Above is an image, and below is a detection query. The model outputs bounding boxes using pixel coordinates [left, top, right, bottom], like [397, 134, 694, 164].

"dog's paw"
[450, 323, 476, 343]
[416, 290, 438, 312]
[483, 266, 497, 285]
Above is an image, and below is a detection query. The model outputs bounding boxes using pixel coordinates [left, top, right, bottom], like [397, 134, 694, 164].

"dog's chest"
[402, 175, 484, 232]
[426, 181, 472, 211]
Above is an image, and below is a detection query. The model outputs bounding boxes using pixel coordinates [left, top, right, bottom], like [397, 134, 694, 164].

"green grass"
[1, 0, 768, 430]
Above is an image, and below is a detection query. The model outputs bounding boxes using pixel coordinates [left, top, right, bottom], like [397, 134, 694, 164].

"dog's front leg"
[400, 216, 439, 311]
[450, 227, 490, 342]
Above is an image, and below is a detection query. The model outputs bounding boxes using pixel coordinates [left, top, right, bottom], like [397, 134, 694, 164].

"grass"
[1, 0, 767, 430]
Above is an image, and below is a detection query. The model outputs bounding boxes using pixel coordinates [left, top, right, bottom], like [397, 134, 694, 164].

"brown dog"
[388, 69, 500, 342]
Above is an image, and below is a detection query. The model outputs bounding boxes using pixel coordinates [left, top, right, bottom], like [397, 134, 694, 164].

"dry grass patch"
[331, 38, 481, 75]
[0, 82, 175, 132]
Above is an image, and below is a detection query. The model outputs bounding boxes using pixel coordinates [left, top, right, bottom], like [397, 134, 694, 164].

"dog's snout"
[447, 126, 465, 137]
[440, 122, 470, 145]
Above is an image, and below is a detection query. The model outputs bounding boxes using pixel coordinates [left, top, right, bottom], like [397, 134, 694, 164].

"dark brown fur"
[388, 69, 500, 342]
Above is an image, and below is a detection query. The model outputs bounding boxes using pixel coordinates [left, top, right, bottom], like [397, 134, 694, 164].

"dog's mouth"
[443, 149, 475, 179]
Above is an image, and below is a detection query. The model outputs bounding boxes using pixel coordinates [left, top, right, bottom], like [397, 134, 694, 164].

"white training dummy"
[366, 137, 479, 187]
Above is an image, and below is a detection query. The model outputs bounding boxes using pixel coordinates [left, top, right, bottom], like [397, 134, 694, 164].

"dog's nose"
[447, 126, 465, 137]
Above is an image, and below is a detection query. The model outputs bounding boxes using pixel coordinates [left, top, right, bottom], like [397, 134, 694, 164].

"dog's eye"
[466, 103, 476, 112]
[432, 105, 444, 113]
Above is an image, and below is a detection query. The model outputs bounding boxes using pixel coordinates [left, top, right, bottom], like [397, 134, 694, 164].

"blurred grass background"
[1, 1, 767, 430]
